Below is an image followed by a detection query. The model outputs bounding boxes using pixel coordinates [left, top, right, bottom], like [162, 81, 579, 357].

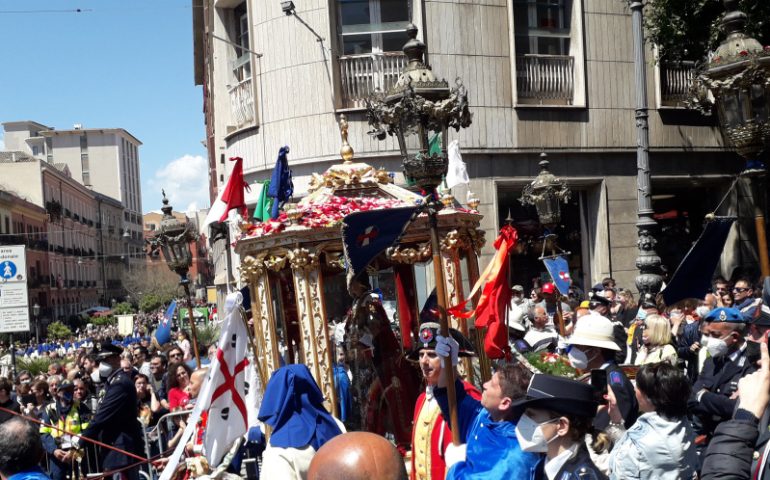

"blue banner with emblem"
[542, 255, 572, 296]
[341, 206, 418, 291]
[155, 300, 177, 345]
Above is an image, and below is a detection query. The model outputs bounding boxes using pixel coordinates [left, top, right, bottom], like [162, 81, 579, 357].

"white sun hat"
[568, 312, 621, 351]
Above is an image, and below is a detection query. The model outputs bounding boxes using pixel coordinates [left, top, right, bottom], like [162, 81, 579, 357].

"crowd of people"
[397, 274, 770, 480]
[4, 274, 770, 480]
[0, 307, 221, 480]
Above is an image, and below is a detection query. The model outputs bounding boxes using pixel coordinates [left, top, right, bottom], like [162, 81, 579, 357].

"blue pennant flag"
[543, 255, 572, 296]
[342, 206, 418, 291]
[155, 300, 177, 345]
[267, 146, 294, 219]
[662, 218, 735, 306]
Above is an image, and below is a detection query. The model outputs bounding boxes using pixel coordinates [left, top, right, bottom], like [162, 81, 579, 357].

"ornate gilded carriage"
[235, 125, 488, 443]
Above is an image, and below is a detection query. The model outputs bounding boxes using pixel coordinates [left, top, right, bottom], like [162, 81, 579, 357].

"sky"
[0, 0, 209, 213]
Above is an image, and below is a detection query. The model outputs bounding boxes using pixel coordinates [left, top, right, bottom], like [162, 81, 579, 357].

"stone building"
[193, 0, 760, 295]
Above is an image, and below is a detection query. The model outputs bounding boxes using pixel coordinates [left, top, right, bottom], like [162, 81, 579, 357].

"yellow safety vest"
[39, 402, 90, 440]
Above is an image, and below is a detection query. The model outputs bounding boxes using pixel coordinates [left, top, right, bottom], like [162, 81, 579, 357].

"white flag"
[202, 291, 250, 467]
[445, 140, 469, 189]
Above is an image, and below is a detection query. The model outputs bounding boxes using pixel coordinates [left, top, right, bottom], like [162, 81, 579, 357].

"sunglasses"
[733, 287, 749, 293]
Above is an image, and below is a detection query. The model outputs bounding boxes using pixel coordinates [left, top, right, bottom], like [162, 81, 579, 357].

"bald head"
[308, 432, 407, 480]
[533, 306, 548, 329]
[189, 368, 208, 399]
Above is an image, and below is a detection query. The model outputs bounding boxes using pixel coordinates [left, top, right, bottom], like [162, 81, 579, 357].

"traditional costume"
[257, 365, 344, 480]
[407, 322, 481, 480]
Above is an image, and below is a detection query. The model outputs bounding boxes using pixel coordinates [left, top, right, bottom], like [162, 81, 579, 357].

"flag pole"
[428, 201, 461, 446]
[182, 279, 202, 369]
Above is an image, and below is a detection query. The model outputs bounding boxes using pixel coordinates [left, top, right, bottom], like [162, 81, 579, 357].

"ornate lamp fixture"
[148, 190, 202, 367]
[520, 153, 571, 228]
[151, 192, 197, 278]
[692, 0, 770, 277]
[693, 0, 770, 170]
[365, 23, 472, 446]
[366, 24, 472, 192]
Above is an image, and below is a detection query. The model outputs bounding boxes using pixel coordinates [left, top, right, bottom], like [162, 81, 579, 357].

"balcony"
[228, 77, 255, 129]
[516, 54, 575, 105]
[660, 61, 696, 108]
[339, 52, 408, 109]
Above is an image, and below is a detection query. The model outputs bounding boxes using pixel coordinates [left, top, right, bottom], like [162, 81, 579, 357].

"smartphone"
[590, 369, 608, 405]
[747, 341, 761, 365]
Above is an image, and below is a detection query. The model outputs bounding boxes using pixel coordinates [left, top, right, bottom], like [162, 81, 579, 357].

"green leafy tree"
[643, 0, 770, 62]
[47, 321, 72, 341]
[91, 315, 117, 327]
[113, 302, 135, 315]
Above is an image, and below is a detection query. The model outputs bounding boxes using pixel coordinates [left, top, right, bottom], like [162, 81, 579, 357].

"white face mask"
[705, 335, 730, 358]
[98, 363, 114, 378]
[515, 414, 560, 453]
[568, 347, 589, 370]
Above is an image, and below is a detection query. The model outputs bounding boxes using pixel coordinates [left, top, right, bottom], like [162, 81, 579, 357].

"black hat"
[588, 292, 611, 309]
[512, 374, 599, 418]
[97, 342, 123, 360]
[405, 322, 476, 361]
[753, 304, 770, 327]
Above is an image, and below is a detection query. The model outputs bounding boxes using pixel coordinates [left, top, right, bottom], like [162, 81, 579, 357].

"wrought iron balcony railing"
[660, 61, 696, 108]
[516, 54, 575, 105]
[339, 52, 408, 109]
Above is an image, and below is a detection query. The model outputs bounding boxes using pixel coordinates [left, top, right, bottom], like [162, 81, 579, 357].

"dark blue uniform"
[593, 362, 638, 430]
[81, 369, 144, 479]
[550, 445, 608, 480]
[689, 344, 756, 436]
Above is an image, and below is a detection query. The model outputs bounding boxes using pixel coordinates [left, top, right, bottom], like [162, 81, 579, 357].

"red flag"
[448, 225, 518, 359]
[218, 157, 249, 222]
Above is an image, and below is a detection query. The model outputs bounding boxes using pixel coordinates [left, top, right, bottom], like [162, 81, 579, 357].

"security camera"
[281, 1, 295, 15]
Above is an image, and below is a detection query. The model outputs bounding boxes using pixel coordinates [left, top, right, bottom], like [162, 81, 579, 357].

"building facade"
[0, 152, 103, 322]
[0, 188, 51, 337]
[194, 0, 762, 294]
[2, 121, 145, 270]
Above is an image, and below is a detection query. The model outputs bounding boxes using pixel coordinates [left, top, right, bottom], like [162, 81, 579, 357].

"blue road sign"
[1, 261, 17, 280]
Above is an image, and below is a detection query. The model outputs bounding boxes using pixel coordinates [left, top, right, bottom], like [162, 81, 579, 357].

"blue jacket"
[8, 468, 51, 480]
[435, 380, 542, 479]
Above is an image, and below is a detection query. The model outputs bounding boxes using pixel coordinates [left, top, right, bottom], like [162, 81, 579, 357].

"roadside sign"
[0, 245, 29, 333]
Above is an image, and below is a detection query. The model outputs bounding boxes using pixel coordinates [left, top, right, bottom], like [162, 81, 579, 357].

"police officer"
[689, 307, 756, 438]
[40, 380, 92, 480]
[78, 343, 144, 480]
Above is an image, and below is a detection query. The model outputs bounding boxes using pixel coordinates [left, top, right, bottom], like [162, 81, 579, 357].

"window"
[513, 0, 584, 106]
[338, 0, 410, 55]
[45, 137, 53, 163]
[232, 3, 251, 83]
[514, 0, 571, 56]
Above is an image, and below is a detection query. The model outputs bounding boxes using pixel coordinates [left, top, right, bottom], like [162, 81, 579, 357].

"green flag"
[254, 180, 274, 222]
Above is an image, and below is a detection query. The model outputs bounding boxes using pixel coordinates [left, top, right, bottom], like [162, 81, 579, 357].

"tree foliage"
[18, 357, 53, 377]
[91, 315, 117, 327]
[113, 302, 135, 315]
[122, 266, 180, 310]
[643, 0, 770, 63]
[47, 321, 72, 341]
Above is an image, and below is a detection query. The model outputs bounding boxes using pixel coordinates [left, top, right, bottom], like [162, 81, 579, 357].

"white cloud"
[147, 154, 209, 212]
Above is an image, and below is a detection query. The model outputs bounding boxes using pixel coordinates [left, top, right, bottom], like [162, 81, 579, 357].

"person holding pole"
[433, 335, 542, 479]
[407, 322, 480, 480]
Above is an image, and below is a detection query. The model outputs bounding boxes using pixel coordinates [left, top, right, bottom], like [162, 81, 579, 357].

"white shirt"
[545, 443, 580, 480]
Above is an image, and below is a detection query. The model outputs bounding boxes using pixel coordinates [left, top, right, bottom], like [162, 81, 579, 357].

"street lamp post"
[33, 302, 40, 344]
[520, 152, 571, 335]
[366, 24, 472, 445]
[693, 0, 770, 278]
[148, 191, 202, 368]
[629, 0, 663, 298]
